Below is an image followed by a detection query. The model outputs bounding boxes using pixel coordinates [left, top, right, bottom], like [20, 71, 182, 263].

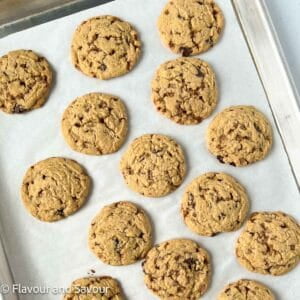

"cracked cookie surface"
[71, 15, 141, 79]
[120, 134, 186, 197]
[64, 276, 124, 300]
[236, 211, 300, 275]
[181, 172, 249, 236]
[206, 106, 273, 166]
[158, 0, 224, 56]
[62, 93, 128, 155]
[0, 49, 52, 114]
[88, 201, 152, 265]
[218, 279, 275, 300]
[142, 238, 211, 299]
[21, 157, 90, 222]
[152, 57, 218, 125]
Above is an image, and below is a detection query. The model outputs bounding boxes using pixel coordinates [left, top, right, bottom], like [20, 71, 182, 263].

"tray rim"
[232, 0, 300, 191]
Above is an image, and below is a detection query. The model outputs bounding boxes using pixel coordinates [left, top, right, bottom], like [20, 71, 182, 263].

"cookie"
[0, 49, 52, 114]
[236, 211, 300, 275]
[142, 238, 211, 299]
[218, 279, 275, 300]
[158, 0, 224, 56]
[181, 172, 249, 236]
[89, 201, 152, 265]
[64, 276, 123, 300]
[62, 93, 128, 155]
[71, 15, 141, 80]
[21, 157, 90, 222]
[152, 57, 218, 125]
[206, 106, 273, 166]
[120, 134, 186, 197]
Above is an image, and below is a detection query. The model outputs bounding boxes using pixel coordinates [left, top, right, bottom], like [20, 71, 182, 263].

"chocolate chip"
[180, 47, 192, 57]
[114, 238, 121, 252]
[13, 104, 26, 113]
[99, 64, 107, 71]
[169, 41, 175, 49]
[184, 258, 199, 271]
[205, 36, 214, 46]
[217, 155, 224, 163]
[229, 162, 236, 167]
[196, 68, 204, 77]
[218, 213, 226, 220]
[56, 209, 64, 216]
[254, 122, 262, 133]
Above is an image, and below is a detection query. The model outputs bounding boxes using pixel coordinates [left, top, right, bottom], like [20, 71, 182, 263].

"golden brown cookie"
[61, 93, 128, 155]
[206, 106, 273, 166]
[218, 279, 275, 300]
[158, 0, 224, 56]
[236, 211, 300, 275]
[120, 134, 186, 197]
[181, 172, 249, 236]
[152, 57, 218, 125]
[21, 157, 90, 222]
[0, 49, 52, 114]
[142, 238, 211, 299]
[71, 15, 141, 80]
[64, 276, 123, 300]
[89, 201, 152, 266]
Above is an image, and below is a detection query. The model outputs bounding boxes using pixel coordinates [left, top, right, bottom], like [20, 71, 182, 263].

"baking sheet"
[0, 0, 299, 299]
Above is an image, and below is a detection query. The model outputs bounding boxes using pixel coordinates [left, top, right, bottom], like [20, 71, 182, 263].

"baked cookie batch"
[0, 0, 299, 299]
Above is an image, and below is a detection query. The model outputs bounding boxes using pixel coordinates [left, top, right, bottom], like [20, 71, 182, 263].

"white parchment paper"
[0, 0, 299, 299]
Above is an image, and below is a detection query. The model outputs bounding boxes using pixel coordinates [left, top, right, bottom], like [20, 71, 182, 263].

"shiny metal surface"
[232, 0, 300, 189]
[0, 0, 112, 37]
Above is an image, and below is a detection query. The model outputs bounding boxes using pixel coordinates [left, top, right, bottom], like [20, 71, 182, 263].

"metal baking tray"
[0, 0, 112, 38]
[0, 0, 299, 299]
